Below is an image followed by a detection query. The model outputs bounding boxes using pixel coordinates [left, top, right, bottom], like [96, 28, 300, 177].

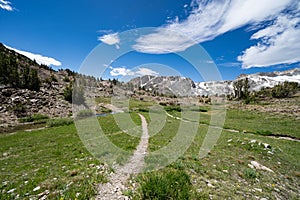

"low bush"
[164, 105, 182, 112]
[46, 118, 73, 127]
[136, 170, 191, 200]
[19, 114, 49, 123]
[138, 108, 149, 112]
[255, 130, 272, 136]
[243, 168, 257, 179]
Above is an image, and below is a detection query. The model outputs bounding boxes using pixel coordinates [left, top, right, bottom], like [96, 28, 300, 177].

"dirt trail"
[96, 114, 149, 200]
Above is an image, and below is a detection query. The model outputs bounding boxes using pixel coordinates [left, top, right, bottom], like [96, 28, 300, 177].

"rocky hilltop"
[128, 75, 196, 96]
[0, 43, 119, 129]
[0, 43, 74, 128]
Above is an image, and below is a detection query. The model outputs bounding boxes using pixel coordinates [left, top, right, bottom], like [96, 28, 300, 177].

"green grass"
[0, 125, 106, 199]
[1, 101, 299, 199]
[133, 170, 193, 200]
[148, 116, 180, 152]
[97, 112, 142, 153]
[225, 109, 300, 138]
[131, 104, 300, 199]
[129, 99, 155, 111]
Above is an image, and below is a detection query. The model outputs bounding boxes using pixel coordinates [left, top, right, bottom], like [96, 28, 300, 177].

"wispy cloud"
[217, 62, 241, 68]
[135, 68, 159, 76]
[133, 0, 293, 54]
[132, 0, 299, 69]
[5, 45, 62, 66]
[238, 2, 300, 68]
[0, 0, 13, 11]
[110, 67, 159, 77]
[98, 33, 120, 45]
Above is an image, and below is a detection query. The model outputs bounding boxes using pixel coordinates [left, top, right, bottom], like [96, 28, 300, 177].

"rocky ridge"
[128, 68, 300, 97]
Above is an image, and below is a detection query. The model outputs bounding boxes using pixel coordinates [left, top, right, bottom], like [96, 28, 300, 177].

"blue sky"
[1, 0, 299, 82]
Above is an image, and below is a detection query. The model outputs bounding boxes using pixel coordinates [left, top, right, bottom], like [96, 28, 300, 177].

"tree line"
[233, 77, 299, 104]
[0, 53, 41, 91]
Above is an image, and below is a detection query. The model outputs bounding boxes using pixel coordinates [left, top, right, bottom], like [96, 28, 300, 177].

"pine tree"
[28, 69, 41, 91]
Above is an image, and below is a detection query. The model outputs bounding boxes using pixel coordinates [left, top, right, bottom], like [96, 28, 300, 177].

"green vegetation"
[19, 114, 49, 123]
[271, 81, 299, 98]
[63, 83, 85, 105]
[1, 97, 299, 199]
[134, 170, 192, 200]
[0, 44, 41, 91]
[98, 113, 141, 153]
[233, 81, 300, 104]
[46, 118, 74, 127]
[233, 77, 250, 100]
[0, 125, 106, 199]
[243, 168, 258, 179]
[225, 109, 300, 138]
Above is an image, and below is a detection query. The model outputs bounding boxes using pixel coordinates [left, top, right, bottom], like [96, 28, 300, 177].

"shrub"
[136, 170, 191, 200]
[255, 130, 272, 136]
[243, 168, 257, 179]
[271, 81, 299, 98]
[138, 108, 149, 112]
[164, 105, 181, 112]
[63, 83, 85, 105]
[46, 118, 73, 127]
[19, 113, 49, 123]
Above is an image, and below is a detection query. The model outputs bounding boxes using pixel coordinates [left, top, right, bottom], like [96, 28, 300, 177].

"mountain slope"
[0, 43, 73, 128]
[129, 68, 300, 97]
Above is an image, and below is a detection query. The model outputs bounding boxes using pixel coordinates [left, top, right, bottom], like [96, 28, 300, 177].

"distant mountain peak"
[128, 68, 300, 97]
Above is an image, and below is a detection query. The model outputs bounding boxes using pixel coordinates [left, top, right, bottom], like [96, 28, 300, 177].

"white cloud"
[133, 0, 294, 61]
[98, 33, 120, 45]
[135, 68, 159, 76]
[110, 67, 159, 77]
[110, 67, 133, 76]
[5, 45, 62, 66]
[0, 0, 13, 11]
[238, 4, 300, 68]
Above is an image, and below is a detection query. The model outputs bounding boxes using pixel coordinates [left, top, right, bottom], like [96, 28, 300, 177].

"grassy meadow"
[1, 98, 299, 199]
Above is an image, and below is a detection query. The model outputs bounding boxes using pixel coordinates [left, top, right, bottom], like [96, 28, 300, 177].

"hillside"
[0, 43, 74, 129]
[1, 42, 299, 130]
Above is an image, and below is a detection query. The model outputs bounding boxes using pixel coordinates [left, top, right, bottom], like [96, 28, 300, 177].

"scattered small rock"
[248, 161, 274, 173]
[206, 180, 215, 188]
[267, 151, 273, 155]
[38, 190, 49, 198]
[70, 170, 79, 176]
[89, 164, 95, 168]
[262, 143, 270, 149]
[7, 188, 16, 193]
[2, 181, 8, 186]
[33, 186, 41, 192]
